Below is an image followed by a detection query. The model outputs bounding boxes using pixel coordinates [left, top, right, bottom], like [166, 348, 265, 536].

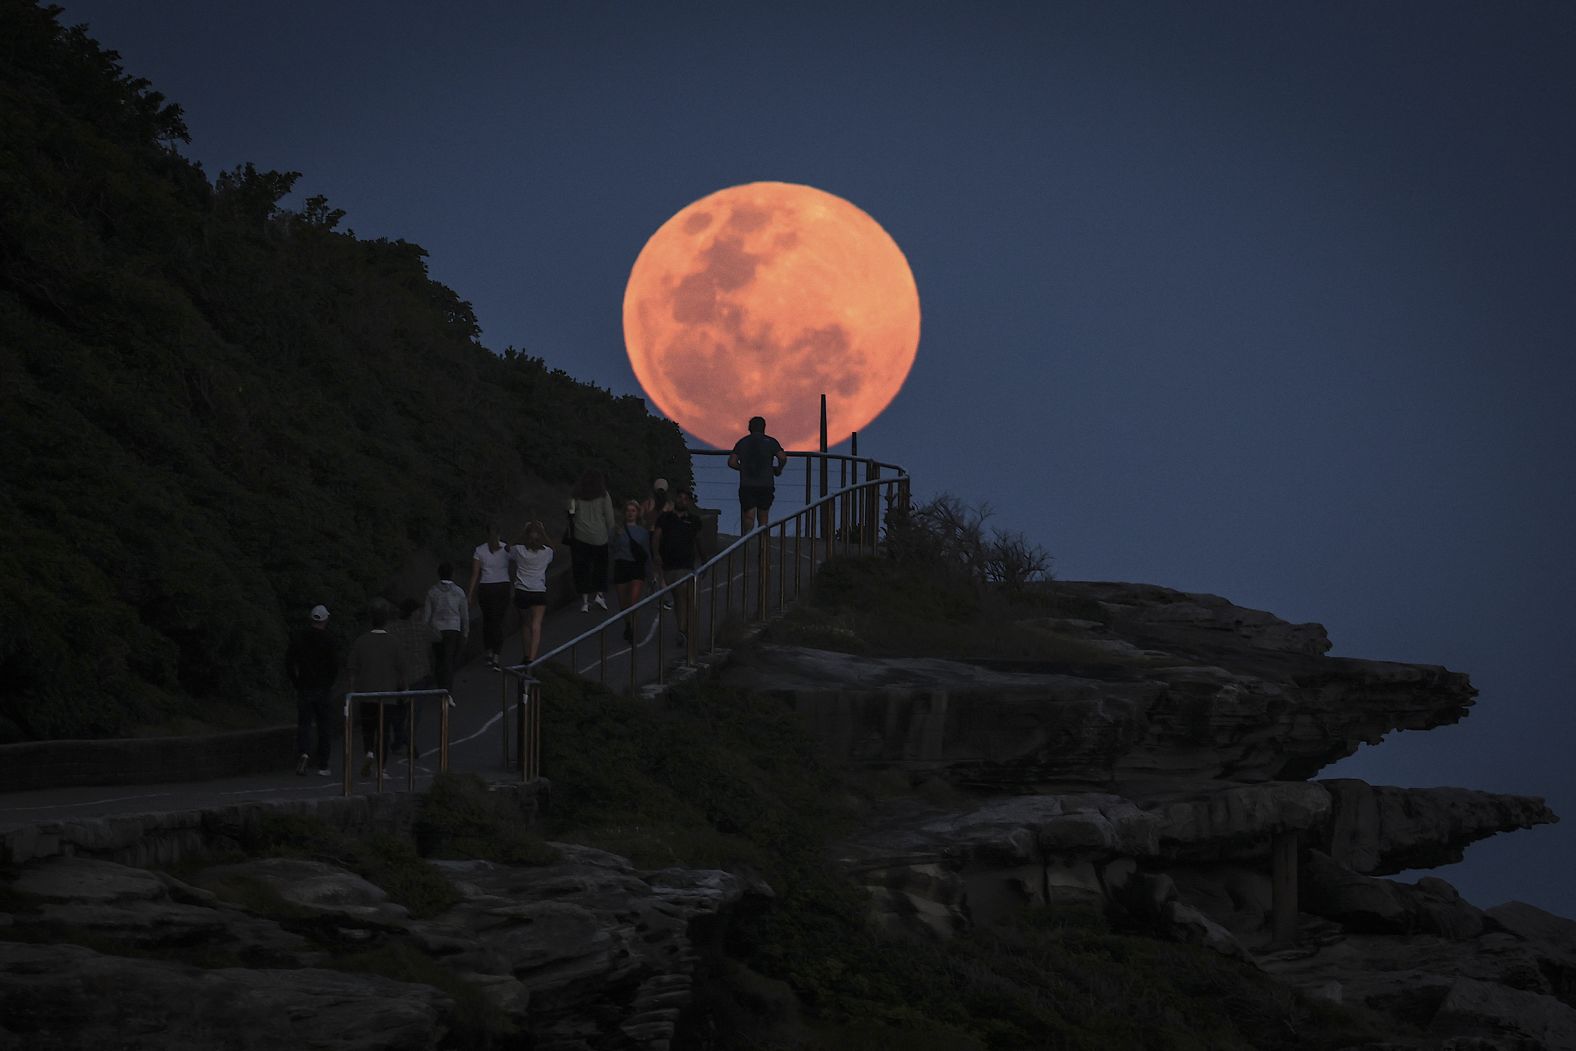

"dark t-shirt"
[732, 433, 784, 488]
[656, 509, 703, 566]
[286, 627, 338, 690]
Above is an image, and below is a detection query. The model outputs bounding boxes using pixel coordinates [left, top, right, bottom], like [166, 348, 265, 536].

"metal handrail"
[496, 452, 910, 781]
[340, 688, 454, 796]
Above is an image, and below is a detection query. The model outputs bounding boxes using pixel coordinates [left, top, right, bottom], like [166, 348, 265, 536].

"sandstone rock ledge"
[731, 579, 1564, 1049]
[0, 848, 749, 1050]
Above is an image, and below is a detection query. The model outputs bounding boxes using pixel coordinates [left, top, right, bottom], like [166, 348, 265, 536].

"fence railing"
[498, 450, 910, 781]
[340, 689, 454, 796]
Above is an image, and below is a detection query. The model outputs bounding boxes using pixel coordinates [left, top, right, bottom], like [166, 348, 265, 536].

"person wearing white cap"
[286, 604, 338, 776]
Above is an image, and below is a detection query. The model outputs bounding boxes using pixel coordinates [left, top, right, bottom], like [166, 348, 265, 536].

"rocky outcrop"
[1318, 778, 1557, 875]
[0, 846, 747, 1050]
[733, 621, 1477, 788]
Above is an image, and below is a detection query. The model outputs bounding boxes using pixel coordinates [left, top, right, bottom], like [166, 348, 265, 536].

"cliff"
[1, 573, 1566, 1049]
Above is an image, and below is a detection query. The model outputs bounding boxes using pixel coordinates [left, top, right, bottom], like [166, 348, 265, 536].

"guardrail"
[498, 450, 910, 782]
[340, 689, 454, 796]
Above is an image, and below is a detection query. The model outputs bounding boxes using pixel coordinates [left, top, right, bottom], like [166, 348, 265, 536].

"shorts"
[513, 588, 546, 609]
[613, 559, 646, 584]
[739, 484, 775, 512]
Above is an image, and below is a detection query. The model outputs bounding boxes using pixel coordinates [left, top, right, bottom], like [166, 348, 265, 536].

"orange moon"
[622, 182, 920, 450]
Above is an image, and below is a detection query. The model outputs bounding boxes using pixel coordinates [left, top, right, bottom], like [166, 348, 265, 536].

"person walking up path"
[610, 500, 651, 642]
[468, 524, 512, 669]
[422, 562, 468, 694]
[388, 598, 432, 755]
[567, 470, 617, 613]
[728, 415, 787, 532]
[653, 488, 703, 650]
[337, 600, 408, 779]
[508, 520, 554, 663]
[285, 603, 338, 776]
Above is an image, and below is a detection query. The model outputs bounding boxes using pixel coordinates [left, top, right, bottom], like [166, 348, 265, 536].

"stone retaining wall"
[0, 780, 545, 869]
[0, 727, 299, 794]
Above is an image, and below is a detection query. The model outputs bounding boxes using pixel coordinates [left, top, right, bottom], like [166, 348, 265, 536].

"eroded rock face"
[736, 628, 1478, 788]
[0, 847, 746, 1051]
[0, 942, 451, 1051]
[1318, 778, 1558, 876]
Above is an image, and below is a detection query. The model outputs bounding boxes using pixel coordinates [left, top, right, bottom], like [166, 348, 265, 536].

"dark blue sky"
[62, 1, 1576, 913]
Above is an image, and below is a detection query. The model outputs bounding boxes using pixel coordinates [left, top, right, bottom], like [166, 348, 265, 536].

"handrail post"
[375, 703, 385, 793]
[778, 520, 787, 611]
[516, 676, 527, 778]
[757, 527, 770, 620]
[499, 671, 509, 770]
[687, 573, 700, 664]
[341, 695, 352, 797]
[406, 701, 416, 792]
[439, 691, 451, 773]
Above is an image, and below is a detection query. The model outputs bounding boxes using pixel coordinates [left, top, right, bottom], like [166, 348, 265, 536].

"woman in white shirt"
[509, 520, 555, 663]
[467, 522, 512, 669]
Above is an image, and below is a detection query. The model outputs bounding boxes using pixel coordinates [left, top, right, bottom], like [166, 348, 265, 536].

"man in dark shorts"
[653, 488, 704, 646]
[728, 416, 787, 532]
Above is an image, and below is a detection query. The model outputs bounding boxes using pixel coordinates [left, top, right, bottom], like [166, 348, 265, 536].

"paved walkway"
[0, 530, 836, 831]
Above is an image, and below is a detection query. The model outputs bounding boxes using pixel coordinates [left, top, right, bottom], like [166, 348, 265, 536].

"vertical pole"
[794, 512, 802, 597]
[439, 692, 450, 773]
[1272, 830, 1300, 949]
[819, 395, 831, 561]
[757, 527, 769, 620]
[629, 616, 638, 697]
[598, 629, 606, 685]
[523, 683, 535, 781]
[708, 561, 718, 653]
[375, 703, 385, 793]
[500, 672, 509, 771]
[407, 700, 416, 792]
[778, 520, 787, 611]
[687, 574, 700, 665]
[342, 696, 352, 797]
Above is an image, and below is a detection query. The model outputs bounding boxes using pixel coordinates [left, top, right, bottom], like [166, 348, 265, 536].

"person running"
[467, 523, 512, 668]
[422, 562, 469, 694]
[508, 520, 554, 663]
[566, 469, 617, 613]
[285, 603, 337, 776]
[653, 488, 704, 648]
[728, 416, 788, 531]
[338, 600, 408, 778]
[387, 598, 432, 756]
[610, 499, 652, 642]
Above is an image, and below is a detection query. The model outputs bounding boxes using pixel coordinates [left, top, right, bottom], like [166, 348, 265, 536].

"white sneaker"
[593, 593, 608, 610]
[317, 767, 332, 777]
[579, 598, 590, 613]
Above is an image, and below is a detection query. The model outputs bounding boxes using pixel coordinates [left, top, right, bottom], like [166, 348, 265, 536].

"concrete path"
[0, 529, 843, 831]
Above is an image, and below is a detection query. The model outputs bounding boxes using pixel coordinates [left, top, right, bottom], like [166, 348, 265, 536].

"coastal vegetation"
[0, 2, 689, 742]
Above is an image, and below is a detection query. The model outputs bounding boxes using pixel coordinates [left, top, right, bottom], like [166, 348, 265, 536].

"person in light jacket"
[566, 469, 617, 613]
[422, 561, 469, 692]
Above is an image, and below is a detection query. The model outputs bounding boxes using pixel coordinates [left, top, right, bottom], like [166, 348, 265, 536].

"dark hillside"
[0, 1, 688, 741]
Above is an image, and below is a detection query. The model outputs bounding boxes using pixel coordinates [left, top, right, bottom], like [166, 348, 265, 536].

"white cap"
[309, 604, 330, 622]
[653, 478, 669, 491]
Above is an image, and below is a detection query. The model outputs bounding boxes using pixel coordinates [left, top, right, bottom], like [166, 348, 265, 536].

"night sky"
[59, 2, 1576, 914]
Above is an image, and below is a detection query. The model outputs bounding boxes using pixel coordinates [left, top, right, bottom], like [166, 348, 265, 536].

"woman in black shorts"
[508, 521, 554, 663]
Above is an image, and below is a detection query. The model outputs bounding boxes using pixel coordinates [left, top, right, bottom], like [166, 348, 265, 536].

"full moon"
[622, 182, 920, 450]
